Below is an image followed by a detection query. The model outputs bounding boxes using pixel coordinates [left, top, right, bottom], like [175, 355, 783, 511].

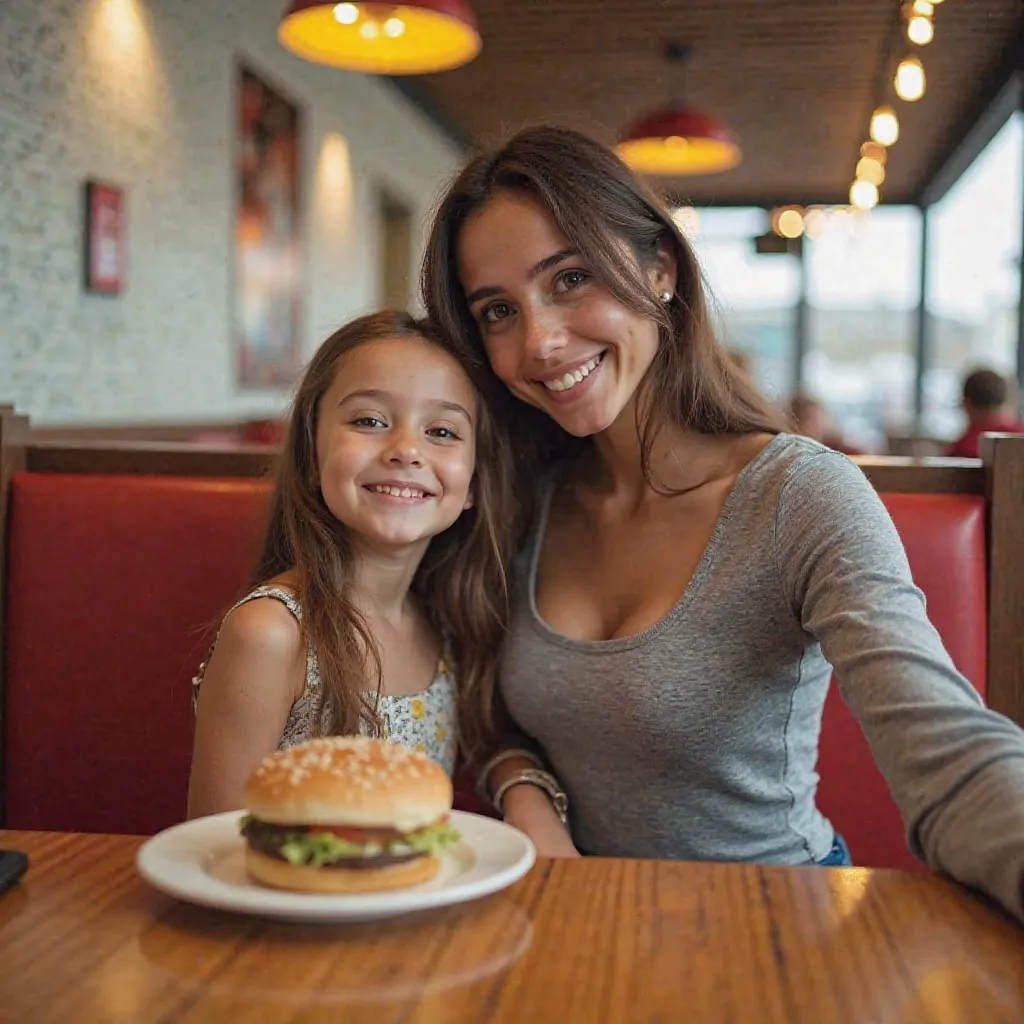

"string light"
[895, 56, 926, 101]
[803, 207, 827, 239]
[850, 180, 879, 211]
[907, 15, 933, 45]
[851, 0, 943, 215]
[870, 106, 900, 147]
[856, 156, 885, 187]
[771, 207, 805, 239]
[860, 141, 887, 164]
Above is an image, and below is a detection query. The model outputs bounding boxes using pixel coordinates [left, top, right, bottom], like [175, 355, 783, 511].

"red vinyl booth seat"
[4, 474, 273, 834]
[3, 473, 489, 833]
[815, 492, 988, 870]
[3, 477, 987, 852]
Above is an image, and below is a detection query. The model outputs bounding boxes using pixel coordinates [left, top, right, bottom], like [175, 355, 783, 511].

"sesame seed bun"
[243, 737, 453, 832]
[244, 846, 441, 894]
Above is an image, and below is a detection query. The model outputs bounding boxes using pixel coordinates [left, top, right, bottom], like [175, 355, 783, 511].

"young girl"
[187, 311, 514, 818]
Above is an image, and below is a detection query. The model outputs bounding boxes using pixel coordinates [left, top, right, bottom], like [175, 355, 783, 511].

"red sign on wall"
[84, 181, 125, 294]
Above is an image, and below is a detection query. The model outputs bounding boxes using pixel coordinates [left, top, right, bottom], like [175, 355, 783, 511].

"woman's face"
[456, 192, 675, 438]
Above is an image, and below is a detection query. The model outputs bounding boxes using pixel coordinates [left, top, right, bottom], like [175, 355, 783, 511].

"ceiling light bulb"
[907, 15, 934, 45]
[850, 180, 879, 211]
[895, 57, 926, 101]
[803, 208, 826, 239]
[860, 140, 887, 164]
[333, 3, 359, 24]
[383, 17, 405, 37]
[856, 156, 886, 187]
[870, 106, 900, 146]
[777, 209, 804, 239]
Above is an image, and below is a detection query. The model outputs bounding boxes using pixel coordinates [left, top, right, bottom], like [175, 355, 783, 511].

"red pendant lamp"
[278, 1, 481, 75]
[618, 44, 741, 177]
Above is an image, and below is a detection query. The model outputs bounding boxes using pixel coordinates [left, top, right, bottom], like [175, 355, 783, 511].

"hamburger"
[241, 736, 460, 893]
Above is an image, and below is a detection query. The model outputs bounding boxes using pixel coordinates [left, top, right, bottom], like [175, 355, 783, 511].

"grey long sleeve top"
[500, 434, 1024, 920]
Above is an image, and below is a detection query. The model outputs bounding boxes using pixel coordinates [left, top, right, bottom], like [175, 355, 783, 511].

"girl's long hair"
[422, 125, 785, 493]
[250, 311, 516, 765]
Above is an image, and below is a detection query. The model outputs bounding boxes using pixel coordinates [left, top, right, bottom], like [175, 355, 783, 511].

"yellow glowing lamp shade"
[870, 105, 900, 146]
[617, 108, 741, 176]
[278, 1, 481, 75]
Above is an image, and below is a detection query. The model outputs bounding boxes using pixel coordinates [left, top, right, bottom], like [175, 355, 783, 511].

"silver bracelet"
[475, 747, 543, 804]
[492, 768, 569, 825]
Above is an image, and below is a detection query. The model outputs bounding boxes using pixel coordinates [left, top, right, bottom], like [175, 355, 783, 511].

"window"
[923, 112, 1023, 440]
[685, 207, 800, 400]
[804, 206, 922, 451]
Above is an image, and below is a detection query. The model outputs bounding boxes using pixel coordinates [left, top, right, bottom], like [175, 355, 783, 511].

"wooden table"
[2, 831, 1024, 1023]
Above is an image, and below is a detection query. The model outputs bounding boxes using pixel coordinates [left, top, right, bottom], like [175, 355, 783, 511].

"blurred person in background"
[946, 368, 1024, 459]
[786, 394, 863, 456]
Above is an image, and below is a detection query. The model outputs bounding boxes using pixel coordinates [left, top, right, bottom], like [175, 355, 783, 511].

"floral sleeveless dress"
[192, 585, 458, 775]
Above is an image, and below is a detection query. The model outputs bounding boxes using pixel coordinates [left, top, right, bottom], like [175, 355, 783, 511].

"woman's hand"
[501, 784, 580, 858]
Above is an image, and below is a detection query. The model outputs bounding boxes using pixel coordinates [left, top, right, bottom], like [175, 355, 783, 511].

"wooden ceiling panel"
[411, 0, 1023, 205]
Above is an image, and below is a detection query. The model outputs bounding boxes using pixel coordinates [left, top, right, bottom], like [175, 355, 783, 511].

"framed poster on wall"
[235, 62, 303, 388]
[84, 181, 125, 294]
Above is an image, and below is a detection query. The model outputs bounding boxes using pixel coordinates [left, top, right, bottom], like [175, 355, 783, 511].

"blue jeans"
[816, 833, 853, 866]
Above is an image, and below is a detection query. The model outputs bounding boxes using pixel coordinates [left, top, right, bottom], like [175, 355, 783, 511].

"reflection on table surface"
[2, 829, 1024, 1023]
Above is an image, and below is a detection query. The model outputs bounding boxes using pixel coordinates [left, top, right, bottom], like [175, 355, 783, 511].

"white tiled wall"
[0, 0, 462, 423]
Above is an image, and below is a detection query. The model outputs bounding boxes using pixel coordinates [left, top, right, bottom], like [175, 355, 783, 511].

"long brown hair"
[251, 311, 515, 764]
[422, 125, 785, 490]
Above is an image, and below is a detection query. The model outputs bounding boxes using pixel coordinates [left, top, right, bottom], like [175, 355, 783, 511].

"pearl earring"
[660, 290, 672, 303]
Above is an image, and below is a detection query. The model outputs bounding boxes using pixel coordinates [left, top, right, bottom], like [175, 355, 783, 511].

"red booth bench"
[2, 410, 1023, 872]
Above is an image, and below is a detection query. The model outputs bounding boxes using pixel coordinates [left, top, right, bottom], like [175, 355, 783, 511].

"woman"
[422, 126, 1024, 920]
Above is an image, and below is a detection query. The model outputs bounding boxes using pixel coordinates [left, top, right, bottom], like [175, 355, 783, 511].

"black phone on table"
[0, 850, 28, 895]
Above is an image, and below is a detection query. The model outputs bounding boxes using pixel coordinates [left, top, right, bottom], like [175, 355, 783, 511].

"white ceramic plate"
[136, 810, 535, 923]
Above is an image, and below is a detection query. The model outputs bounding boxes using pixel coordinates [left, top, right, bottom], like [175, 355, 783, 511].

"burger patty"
[242, 818, 425, 869]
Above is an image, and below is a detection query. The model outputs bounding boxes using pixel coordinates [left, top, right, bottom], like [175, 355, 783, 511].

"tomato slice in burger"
[311, 816, 448, 844]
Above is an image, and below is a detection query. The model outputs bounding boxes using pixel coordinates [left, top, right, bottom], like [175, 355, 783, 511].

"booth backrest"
[2, 470, 490, 833]
[2, 432, 1023, 853]
[4, 474, 272, 833]
[814, 492, 988, 870]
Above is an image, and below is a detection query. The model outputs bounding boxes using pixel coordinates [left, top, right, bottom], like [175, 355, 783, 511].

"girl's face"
[456, 191, 675, 438]
[316, 336, 477, 552]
